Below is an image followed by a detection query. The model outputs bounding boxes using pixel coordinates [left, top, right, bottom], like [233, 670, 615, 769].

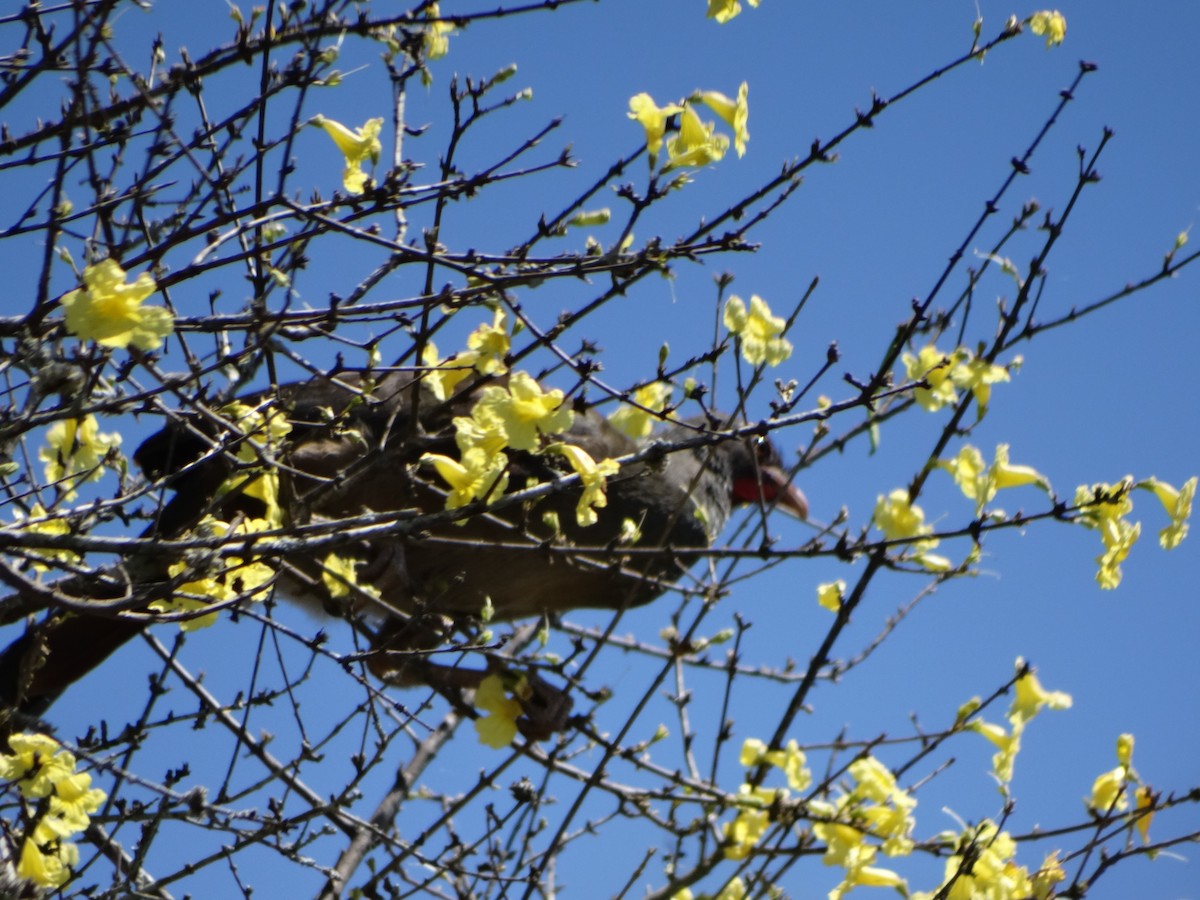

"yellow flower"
[321, 552, 362, 600]
[1133, 786, 1155, 845]
[714, 877, 747, 900]
[473, 372, 573, 452]
[423, 3, 455, 61]
[11, 504, 79, 573]
[816, 579, 845, 612]
[628, 93, 683, 159]
[152, 518, 277, 628]
[1116, 732, 1134, 767]
[739, 737, 811, 790]
[1, 733, 105, 887]
[1008, 660, 1072, 728]
[951, 354, 1012, 418]
[722, 784, 780, 860]
[970, 718, 1022, 783]
[1032, 851, 1066, 900]
[39, 414, 121, 498]
[1088, 765, 1129, 813]
[465, 307, 511, 376]
[696, 82, 749, 157]
[1140, 475, 1196, 549]
[608, 381, 673, 439]
[422, 342, 479, 402]
[473, 674, 522, 748]
[723, 294, 792, 367]
[1074, 479, 1140, 589]
[902, 344, 960, 412]
[1029, 10, 1066, 47]
[18, 828, 78, 888]
[912, 821, 1029, 900]
[423, 447, 510, 510]
[59, 259, 173, 350]
[313, 115, 383, 195]
[872, 489, 938, 556]
[0, 733, 74, 799]
[940, 444, 1050, 514]
[706, 0, 760, 24]
[665, 103, 730, 170]
[553, 443, 620, 527]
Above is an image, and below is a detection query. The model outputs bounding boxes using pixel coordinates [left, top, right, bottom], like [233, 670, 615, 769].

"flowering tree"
[0, 2, 1195, 897]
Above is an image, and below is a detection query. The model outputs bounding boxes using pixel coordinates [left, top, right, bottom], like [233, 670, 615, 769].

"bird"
[0, 368, 807, 727]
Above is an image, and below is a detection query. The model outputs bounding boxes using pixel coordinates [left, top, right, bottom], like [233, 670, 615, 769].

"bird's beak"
[733, 466, 809, 521]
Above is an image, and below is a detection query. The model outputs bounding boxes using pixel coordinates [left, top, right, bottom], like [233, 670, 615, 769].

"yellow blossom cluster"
[150, 517, 277, 630]
[628, 81, 749, 170]
[911, 820, 1065, 900]
[1068, 476, 1194, 590]
[724, 294, 792, 367]
[902, 343, 1015, 418]
[809, 756, 917, 899]
[0, 733, 106, 889]
[939, 443, 1051, 515]
[1086, 732, 1155, 847]
[964, 659, 1072, 785]
[39, 413, 121, 500]
[59, 259, 174, 351]
[419, 312, 621, 527]
[214, 400, 294, 529]
[1028, 10, 1067, 47]
[721, 738, 811, 860]
[872, 489, 950, 572]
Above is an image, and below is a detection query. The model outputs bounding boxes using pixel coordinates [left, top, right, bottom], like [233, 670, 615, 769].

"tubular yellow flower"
[423, 3, 455, 61]
[608, 381, 673, 439]
[1133, 786, 1155, 845]
[59, 258, 173, 350]
[1029, 10, 1066, 47]
[473, 674, 522, 748]
[1008, 661, 1072, 728]
[971, 718, 1023, 783]
[1074, 479, 1140, 589]
[665, 103, 730, 170]
[723, 294, 792, 366]
[1140, 475, 1196, 549]
[628, 93, 683, 159]
[940, 444, 1050, 514]
[313, 115, 383, 194]
[422, 447, 510, 510]
[553, 442, 620, 527]
[697, 82, 749, 157]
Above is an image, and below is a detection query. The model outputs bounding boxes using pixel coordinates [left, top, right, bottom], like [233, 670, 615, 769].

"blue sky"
[5, 1, 1198, 896]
